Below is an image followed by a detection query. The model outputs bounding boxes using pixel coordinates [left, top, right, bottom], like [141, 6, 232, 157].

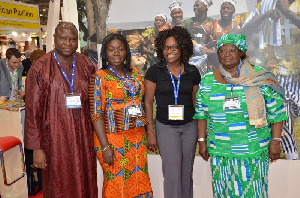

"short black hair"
[155, 26, 193, 64]
[100, 33, 132, 71]
[6, 48, 21, 60]
[54, 22, 78, 35]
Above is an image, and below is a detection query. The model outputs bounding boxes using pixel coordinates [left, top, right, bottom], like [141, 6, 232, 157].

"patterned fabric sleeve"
[89, 72, 106, 123]
[193, 80, 207, 120]
[261, 85, 288, 124]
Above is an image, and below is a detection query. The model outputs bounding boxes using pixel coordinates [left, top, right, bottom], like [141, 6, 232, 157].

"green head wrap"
[216, 34, 247, 52]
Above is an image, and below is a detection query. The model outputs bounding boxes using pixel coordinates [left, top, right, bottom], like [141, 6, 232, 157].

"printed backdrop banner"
[91, 0, 300, 160]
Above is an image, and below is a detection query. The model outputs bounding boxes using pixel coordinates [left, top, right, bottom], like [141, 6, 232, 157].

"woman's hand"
[102, 146, 116, 165]
[198, 141, 210, 161]
[268, 140, 281, 162]
[147, 132, 159, 152]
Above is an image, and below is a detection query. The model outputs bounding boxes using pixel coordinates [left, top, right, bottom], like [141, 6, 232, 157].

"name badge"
[168, 105, 184, 120]
[65, 93, 82, 109]
[223, 97, 240, 110]
[127, 104, 142, 117]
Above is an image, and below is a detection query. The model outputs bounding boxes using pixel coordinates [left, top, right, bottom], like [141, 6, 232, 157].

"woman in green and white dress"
[194, 33, 288, 197]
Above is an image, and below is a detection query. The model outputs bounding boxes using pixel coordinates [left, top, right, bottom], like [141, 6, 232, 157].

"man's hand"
[0, 96, 7, 101]
[33, 149, 47, 169]
[16, 89, 25, 99]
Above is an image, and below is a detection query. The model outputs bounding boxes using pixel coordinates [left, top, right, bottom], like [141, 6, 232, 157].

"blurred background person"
[142, 13, 169, 69]
[24, 49, 46, 195]
[0, 48, 24, 101]
[30, 49, 46, 64]
[22, 50, 32, 76]
[182, 0, 213, 44]
[276, 66, 300, 159]
[194, 34, 287, 197]
[204, 0, 240, 69]
[169, 0, 184, 27]
[182, 0, 213, 76]
[237, 0, 300, 159]
[89, 33, 153, 198]
[126, 31, 147, 75]
[145, 26, 201, 198]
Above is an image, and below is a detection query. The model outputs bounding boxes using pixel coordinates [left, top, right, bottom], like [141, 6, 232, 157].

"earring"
[124, 60, 127, 64]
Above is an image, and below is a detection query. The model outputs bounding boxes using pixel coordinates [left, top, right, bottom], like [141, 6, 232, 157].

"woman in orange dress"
[89, 33, 153, 198]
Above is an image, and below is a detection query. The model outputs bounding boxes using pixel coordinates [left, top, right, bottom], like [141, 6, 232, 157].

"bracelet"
[102, 145, 111, 151]
[198, 138, 206, 142]
[271, 137, 282, 142]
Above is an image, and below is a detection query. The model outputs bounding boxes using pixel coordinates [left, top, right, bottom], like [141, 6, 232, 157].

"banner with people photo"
[83, 0, 300, 160]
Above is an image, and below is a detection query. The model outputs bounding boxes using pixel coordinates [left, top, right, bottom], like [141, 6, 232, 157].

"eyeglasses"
[163, 45, 180, 51]
[218, 49, 240, 54]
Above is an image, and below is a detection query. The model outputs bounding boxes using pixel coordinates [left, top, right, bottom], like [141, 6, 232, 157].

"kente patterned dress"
[193, 66, 288, 198]
[89, 68, 153, 198]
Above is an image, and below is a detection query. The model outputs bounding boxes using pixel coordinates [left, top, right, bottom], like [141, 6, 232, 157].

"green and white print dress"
[193, 66, 288, 198]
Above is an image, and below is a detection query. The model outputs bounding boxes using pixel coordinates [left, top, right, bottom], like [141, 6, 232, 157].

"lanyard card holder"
[65, 93, 82, 109]
[126, 101, 142, 118]
[168, 105, 184, 120]
[223, 92, 241, 110]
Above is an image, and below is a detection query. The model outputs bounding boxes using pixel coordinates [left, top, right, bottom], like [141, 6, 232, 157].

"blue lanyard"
[108, 65, 135, 100]
[53, 50, 76, 93]
[166, 63, 181, 105]
[230, 61, 243, 95]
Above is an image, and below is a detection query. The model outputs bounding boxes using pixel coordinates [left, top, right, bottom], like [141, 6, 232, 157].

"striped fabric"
[277, 73, 300, 159]
[189, 54, 208, 77]
[193, 66, 288, 159]
[259, 0, 282, 49]
[242, 0, 282, 49]
[211, 154, 269, 198]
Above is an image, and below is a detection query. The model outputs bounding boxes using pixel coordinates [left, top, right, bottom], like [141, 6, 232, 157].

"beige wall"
[97, 155, 300, 198]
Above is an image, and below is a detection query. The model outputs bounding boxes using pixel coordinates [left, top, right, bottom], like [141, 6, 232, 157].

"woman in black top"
[144, 26, 201, 198]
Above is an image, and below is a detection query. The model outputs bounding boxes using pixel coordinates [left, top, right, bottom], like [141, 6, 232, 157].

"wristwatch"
[198, 138, 206, 142]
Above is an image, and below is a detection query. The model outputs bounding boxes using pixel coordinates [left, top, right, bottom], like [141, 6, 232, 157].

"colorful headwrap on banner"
[216, 34, 248, 52]
[169, 0, 182, 12]
[200, 0, 213, 7]
[222, 0, 237, 5]
[155, 13, 167, 22]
